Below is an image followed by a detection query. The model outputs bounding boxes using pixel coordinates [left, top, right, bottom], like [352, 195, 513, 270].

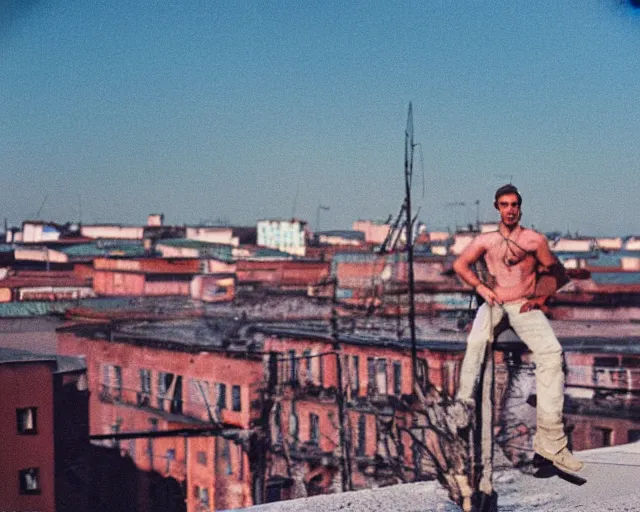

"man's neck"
[499, 222, 520, 238]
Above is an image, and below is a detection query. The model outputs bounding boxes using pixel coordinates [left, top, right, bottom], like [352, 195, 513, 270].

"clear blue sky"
[2, 1, 639, 236]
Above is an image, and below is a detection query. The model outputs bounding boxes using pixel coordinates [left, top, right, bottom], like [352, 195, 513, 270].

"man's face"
[496, 192, 521, 227]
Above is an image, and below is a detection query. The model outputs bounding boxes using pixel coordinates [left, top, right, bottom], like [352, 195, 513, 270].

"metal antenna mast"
[35, 195, 48, 220]
[404, 103, 418, 389]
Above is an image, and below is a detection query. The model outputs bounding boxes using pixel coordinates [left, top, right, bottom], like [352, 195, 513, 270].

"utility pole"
[404, 103, 418, 390]
[331, 277, 353, 492]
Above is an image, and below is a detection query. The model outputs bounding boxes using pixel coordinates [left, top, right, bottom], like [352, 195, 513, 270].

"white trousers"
[457, 302, 568, 453]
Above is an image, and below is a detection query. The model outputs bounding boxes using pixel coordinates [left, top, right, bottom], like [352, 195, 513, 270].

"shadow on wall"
[88, 446, 186, 512]
[58, 443, 186, 512]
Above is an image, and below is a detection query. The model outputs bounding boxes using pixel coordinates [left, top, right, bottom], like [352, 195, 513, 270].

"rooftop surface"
[97, 311, 640, 357]
[0, 347, 85, 372]
[239, 442, 640, 512]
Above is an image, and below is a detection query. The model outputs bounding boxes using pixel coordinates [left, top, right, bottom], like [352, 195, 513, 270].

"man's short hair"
[494, 184, 522, 208]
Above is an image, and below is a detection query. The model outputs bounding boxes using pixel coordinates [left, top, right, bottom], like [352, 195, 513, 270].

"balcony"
[566, 365, 640, 394]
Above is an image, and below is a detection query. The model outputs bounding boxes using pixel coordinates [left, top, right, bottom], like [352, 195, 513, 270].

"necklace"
[497, 228, 530, 267]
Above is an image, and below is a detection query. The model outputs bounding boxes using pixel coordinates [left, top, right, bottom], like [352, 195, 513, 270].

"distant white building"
[17, 221, 62, 243]
[352, 220, 392, 245]
[550, 238, 596, 253]
[186, 226, 239, 246]
[316, 230, 365, 247]
[621, 255, 640, 271]
[596, 237, 623, 251]
[147, 213, 164, 227]
[624, 237, 640, 251]
[428, 231, 450, 242]
[81, 224, 144, 240]
[450, 233, 476, 255]
[257, 219, 307, 256]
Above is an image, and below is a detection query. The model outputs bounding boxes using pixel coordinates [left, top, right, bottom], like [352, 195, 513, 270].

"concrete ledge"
[240, 442, 640, 512]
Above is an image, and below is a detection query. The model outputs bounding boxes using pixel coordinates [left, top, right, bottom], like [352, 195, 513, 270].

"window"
[171, 376, 183, 414]
[157, 372, 182, 414]
[138, 369, 151, 406]
[17, 407, 37, 435]
[303, 350, 312, 383]
[223, 439, 233, 475]
[289, 350, 297, 385]
[629, 430, 640, 443]
[367, 358, 376, 394]
[375, 358, 388, 395]
[194, 486, 210, 508]
[101, 363, 122, 401]
[289, 410, 299, 443]
[190, 379, 212, 418]
[309, 413, 319, 446]
[157, 372, 172, 409]
[19, 468, 40, 494]
[110, 417, 123, 449]
[342, 354, 349, 385]
[356, 414, 366, 457]
[165, 449, 176, 473]
[232, 385, 241, 412]
[217, 383, 227, 410]
[351, 356, 359, 395]
[393, 362, 402, 395]
[416, 358, 429, 390]
[102, 363, 110, 390]
[113, 365, 123, 400]
[238, 444, 244, 481]
[319, 354, 324, 387]
[197, 451, 207, 466]
[592, 427, 613, 448]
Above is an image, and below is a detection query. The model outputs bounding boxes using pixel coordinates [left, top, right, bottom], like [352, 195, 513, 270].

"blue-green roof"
[60, 241, 148, 258]
[0, 297, 134, 318]
[252, 247, 295, 259]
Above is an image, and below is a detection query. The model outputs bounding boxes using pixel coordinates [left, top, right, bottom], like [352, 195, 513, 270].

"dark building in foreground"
[0, 348, 88, 512]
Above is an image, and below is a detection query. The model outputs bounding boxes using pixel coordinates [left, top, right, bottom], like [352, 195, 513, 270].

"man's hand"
[520, 296, 549, 314]
[476, 284, 501, 306]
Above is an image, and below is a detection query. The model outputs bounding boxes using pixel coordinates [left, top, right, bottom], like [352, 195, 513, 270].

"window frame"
[217, 383, 227, 410]
[231, 385, 242, 412]
[16, 407, 38, 435]
[19, 467, 40, 495]
[309, 412, 320, 446]
[393, 361, 402, 395]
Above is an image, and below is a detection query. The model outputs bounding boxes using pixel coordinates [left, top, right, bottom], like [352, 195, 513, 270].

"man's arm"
[535, 236, 570, 294]
[452, 240, 501, 306]
[520, 236, 569, 313]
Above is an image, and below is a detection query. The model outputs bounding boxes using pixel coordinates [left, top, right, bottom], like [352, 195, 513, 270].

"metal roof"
[59, 240, 148, 258]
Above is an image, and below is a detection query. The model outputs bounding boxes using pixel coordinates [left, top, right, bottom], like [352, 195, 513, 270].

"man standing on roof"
[452, 184, 583, 474]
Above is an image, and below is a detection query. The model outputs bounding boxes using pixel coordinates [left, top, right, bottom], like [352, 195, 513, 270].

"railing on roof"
[566, 365, 640, 393]
[495, 362, 640, 393]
